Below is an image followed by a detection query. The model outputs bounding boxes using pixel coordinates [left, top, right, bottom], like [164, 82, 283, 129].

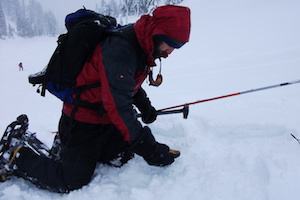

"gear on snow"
[0, 115, 51, 182]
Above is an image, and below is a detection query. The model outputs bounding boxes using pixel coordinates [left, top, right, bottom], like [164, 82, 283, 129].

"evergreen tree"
[0, 1, 7, 39]
[43, 11, 57, 36]
[133, 0, 150, 15]
[16, 0, 32, 37]
[1, 0, 57, 39]
[165, 0, 183, 4]
[95, 0, 184, 25]
[28, 0, 45, 36]
[7, 25, 14, 37]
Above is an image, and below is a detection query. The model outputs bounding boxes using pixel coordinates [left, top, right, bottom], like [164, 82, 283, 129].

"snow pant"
[15, 113, 128, 193]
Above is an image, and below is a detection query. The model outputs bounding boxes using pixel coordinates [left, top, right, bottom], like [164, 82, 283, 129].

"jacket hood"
[134, 5, 191, 66]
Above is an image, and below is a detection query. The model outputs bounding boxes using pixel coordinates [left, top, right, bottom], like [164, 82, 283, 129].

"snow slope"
[1, 0, 300, 199]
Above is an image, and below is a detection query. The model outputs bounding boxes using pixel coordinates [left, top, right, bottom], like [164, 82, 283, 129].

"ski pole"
[291, 134, 300, 144]
[137, 105, 189, 119]
[159, 79, 300, 111]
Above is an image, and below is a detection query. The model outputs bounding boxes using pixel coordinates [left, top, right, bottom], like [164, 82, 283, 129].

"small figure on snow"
[18, 62, 23, 71]
[0, 5, 191, 193]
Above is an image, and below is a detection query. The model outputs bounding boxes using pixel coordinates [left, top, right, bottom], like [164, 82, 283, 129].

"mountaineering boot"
[0, 114, 29, 182]
[169, 149, 180, 158]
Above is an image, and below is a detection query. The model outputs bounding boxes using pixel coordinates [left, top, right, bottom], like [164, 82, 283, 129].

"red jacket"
[63, 5, 191, 144]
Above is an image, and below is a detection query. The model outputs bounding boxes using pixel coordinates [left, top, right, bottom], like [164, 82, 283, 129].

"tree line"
[0, 0, 57, 39]
[96, 0, 184, 19]
[0, 0, 183, 40]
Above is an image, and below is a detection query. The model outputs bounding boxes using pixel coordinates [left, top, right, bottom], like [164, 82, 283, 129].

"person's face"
[158, 41, 175, 55]
[152, 40, 175, 59]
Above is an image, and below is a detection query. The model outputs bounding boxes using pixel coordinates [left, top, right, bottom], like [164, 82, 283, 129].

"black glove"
[141, 105, 157, 124]
[131, 126, 175, 167]
[133, 88, 157, 124]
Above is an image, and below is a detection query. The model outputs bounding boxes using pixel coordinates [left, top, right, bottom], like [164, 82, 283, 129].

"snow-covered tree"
[1, 0, 57, 39]
[0, 1, 7, 39]
[97, 0, 184, 22]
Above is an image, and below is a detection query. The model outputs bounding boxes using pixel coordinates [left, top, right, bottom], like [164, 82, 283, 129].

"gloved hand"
[141, 105, 157, 124]
[133, 88, 157, 124]
[131, 126, 175, 167]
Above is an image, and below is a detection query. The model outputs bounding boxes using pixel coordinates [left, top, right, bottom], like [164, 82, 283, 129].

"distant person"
[18, 62, 23, 71]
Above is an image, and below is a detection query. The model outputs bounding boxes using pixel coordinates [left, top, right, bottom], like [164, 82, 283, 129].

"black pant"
[16, 113, 127, 193]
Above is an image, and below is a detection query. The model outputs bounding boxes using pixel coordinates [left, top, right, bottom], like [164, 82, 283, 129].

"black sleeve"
[101, 36, 143, 144]
[133, 87, 151, 111]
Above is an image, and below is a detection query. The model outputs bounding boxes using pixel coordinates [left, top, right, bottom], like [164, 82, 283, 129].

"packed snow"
[1, 0, 300, 199]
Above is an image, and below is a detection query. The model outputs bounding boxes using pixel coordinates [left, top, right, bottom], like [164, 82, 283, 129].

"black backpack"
[29, 8, 118, 113]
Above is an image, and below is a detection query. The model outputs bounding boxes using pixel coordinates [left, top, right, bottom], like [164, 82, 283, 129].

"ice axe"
[137, 105, 189, 119]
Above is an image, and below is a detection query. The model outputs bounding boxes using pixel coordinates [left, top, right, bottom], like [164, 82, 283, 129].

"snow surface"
[1, 0, 300, 199]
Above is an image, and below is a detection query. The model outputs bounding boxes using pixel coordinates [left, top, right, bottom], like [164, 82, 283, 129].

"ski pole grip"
[137, 106, 189, 119]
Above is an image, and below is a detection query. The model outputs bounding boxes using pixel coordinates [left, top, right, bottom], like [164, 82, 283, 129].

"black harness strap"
[70, 82, 105, 119]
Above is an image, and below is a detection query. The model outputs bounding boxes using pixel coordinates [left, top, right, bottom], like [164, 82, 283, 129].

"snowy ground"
[1, 0, 300, 200]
